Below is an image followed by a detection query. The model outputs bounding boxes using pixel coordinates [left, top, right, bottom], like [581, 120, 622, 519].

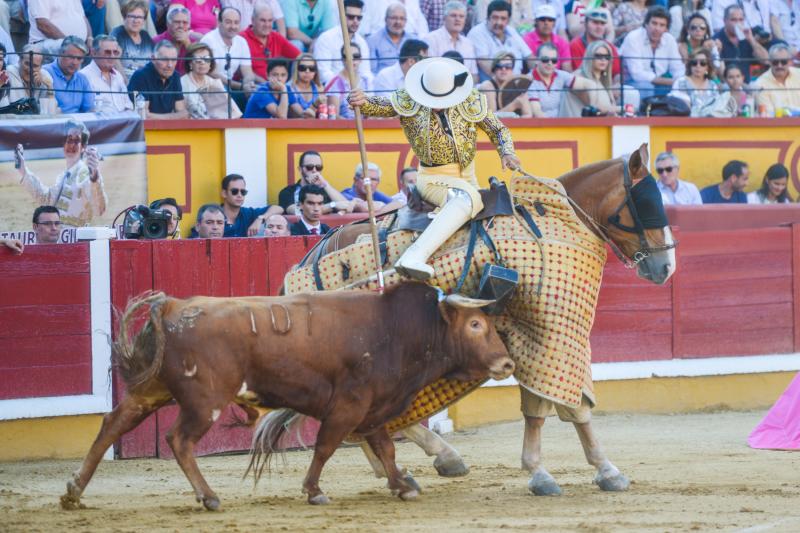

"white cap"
[534, 4, 557, 20]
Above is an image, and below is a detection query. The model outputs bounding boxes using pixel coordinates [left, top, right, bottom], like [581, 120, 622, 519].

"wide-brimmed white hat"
[405, 57, 473, 109]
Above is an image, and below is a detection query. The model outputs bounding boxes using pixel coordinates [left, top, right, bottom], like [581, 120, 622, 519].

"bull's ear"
[438, 300, 456, 325]
[443, 294, 496, 308]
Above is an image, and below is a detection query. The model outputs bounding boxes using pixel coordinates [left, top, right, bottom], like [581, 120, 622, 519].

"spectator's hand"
[268, 78, 286, 92]
[741, 26, 755, 42]
[244, 80, 257, 93]
[86, 147, 101, 181]
[348, 88, 367, 108]
[247, 217, 262, 237]
[0, 71, 8, 86]
[2, 238, 24, 254]
[95, 0, 106, 8]
[501, 153, 521, 172]
[342, 200, 355, 213]
[714, 39, 723, 52]
[702, 39, 715, 52]
[302, 107, 317, 118]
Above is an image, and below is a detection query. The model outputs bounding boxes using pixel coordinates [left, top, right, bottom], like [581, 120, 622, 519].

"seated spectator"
[677, 12, 722, 75]
[752, 43, 800, 115]
[467, 0, 532, 81]
[111, 0, 155, 80]
[523, 5, 572, 72]
[654, 151, 702, 205]
[700, 159, 749, 203]
[747, 163, 793, 204]
[391, 166, 418, 204]
[81, 35, 134, 114]
[287, 53, 324, 118]
[561, 41, 623, 116]
[570, 8, 621, 78]
[149, 197, 183, 238]
[4, 45, 58, 114]
[44, 36, 95, 113]
[241, 3, 300, 83]
[262, 213, 291, 237]
[214, 173, 282, 237]
[474, 0, 537, 35]
[528, 43, 596, 117]
[181, 42, 242, 118]
[669, 49, 721, 115]
[128, 40, 189, 119]
[567, 0, 615, 40]
[172, 0, 221, 37]
[668, 0, 712, 41]
[477, 51, 533, 116]
[620, 6, 684, 99]
[278, 150, 354, 214]
[284, 0, 338, 52]
[32, 205, 62, 244]
[770, 0, 800, 53]
[153, 5, 198, 75]
[341, 162, 393, 212]
[373, 38, 428, 94]
[222, 0, 286, 34]
[324, 42, 371, 119]
[0, 25, 17, 67]
[27, 0, 89, 53]
[712, 5, 768, 83]
[613, 0, 647, 43]
[362, 0, 429, 38]
[290, 184, 330, 235]
[423, 1, 479, 80]
[366, 3, 416, 75]
[1, 238, 24, 254]
[314, 0, 373, 85]
[420, 0, 454, 32]
[243, 58, 289, 118]
[200, 6, 257, 104]
[722, 64, 754, 115]
[193, 203, 226, 238]
[0, 43, 9, 106]
[711, 0, 771, 35]
[104, 0, 159, 43]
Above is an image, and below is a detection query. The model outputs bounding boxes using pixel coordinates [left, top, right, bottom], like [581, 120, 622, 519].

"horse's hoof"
[60, 480, 86, 510]
[308, 493, 330, 505]
[202, 496, 221, 511]
[528, 470, 562, 496]
[399, 489, 419, 501]
[596, 473, 630, 492]
[434, 455, 470, 477]
[402, 473, 422, 494]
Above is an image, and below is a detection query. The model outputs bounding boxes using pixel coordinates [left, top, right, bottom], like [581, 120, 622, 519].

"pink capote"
[748, 372, 800, 450]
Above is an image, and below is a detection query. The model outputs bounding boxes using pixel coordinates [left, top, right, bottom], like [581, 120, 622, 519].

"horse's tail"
[245, 409, 306, 486]
[114, 291, 168, 388]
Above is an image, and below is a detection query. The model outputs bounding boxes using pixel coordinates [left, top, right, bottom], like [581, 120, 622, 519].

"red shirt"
[241, 26, 301, 79]
[152, 31, 198, 75]
[569, 36, 621, 77]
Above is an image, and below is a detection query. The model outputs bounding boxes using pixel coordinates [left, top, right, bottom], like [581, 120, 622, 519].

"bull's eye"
[470, 319, 482, 329]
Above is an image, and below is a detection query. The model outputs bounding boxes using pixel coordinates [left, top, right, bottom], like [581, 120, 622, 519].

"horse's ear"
[628, 143, 650, 178]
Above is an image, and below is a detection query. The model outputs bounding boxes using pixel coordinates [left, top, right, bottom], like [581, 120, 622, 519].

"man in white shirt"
[314, 0, 373, 85]
[27, 0, 91, 54]
[423, 1, 478, 78]
[201, 6, 258, 97]
[654, 152, 702, 205]
[467, 0, 532, 81]
[620, 6, 684, 99]
[80, 35, 133, 114]
[770, 0, 800, 51]
[711, 0, 771, 33]
[361, 0, 429, 38]
[374, 38, 428, 93]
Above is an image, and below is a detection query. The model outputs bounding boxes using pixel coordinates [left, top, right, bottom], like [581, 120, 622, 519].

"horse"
[282, 143, 676, 495]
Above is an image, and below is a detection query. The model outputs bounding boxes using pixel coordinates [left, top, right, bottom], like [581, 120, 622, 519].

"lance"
[335, 0, 384, 292]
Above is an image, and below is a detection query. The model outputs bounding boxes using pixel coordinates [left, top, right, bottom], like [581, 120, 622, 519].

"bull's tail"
[245, 409, 306, 486]
[113, 291, 168, 388]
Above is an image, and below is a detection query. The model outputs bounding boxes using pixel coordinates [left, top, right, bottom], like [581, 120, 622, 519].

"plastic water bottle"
[135, 92, 147, 119]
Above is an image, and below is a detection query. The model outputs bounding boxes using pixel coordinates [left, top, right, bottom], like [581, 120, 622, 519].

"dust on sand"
[1, 411, 798, 532]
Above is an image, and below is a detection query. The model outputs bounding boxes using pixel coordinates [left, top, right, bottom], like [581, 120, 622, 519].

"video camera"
[123, 205, 172, 239]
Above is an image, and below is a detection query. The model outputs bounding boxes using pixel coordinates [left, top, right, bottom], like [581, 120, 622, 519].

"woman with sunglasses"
[747, 163, 793, 204]
[528, 43, 595, 117]
[477, 52, 533, 117]
[287, 53, 324, 118]
[324, 42, 371, 119]
[561, 41, 623, 116]
[111, 0, 155, 80]
[677, 12, 722, 76]
[668, 49, 721, 115]
[181, 42, 242, 118]
[0, 43, 10, 108]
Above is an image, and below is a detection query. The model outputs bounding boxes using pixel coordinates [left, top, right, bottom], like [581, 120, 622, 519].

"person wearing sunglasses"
[32, 206, 63, 244]
[561, 40, 635, 117]
[287, 53, 323, 118]
[81, 35, 134, 114]
[668, 49, 722, 115]
[324, 42, 372, 119]
[653, 152, 701, 206]
[523, 5, 572, 72]
[243, 57, 290, 118]
[277, 150, 354, 214]
[314, 0, 373, 85]
[528, 43, 595, 117]
[677, 13, 721, 75]
[204, 173, 284, 238]
[569, 8, 621, 77]
[752, 42, 800, 115]
[181, 42, 242, 118]
[477, 51, 533, 116]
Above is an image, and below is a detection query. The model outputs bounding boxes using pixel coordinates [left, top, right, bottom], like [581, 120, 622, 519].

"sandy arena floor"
[1, 411, 798, 532]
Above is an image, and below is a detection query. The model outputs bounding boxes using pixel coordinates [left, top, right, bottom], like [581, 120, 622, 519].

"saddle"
[393, 176, 514, 233]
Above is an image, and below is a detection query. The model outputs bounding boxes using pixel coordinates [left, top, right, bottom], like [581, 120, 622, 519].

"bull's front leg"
[401, 423, 469, 477]
[365, 427, 419, 501]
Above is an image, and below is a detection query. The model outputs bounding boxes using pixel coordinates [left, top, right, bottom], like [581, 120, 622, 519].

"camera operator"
[149, 197, 182, 238]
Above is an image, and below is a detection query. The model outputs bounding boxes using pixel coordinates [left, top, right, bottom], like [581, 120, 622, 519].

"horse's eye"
[470, 319, 482, 329]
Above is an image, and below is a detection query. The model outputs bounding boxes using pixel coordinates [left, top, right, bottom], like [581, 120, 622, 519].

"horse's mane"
[557, 157, 620, 183]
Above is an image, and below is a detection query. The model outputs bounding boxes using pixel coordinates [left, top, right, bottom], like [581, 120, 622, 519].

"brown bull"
[61, 282, 514, 510]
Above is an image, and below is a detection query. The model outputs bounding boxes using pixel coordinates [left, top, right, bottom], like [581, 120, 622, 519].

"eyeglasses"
[126, 14, 145, 21]
[656, 166, 674, 174]
[387, 16, 406, 22]
[593, 54, 611, 61]
[688, 24, 707, 31]
[539, 57, 557, 64]
[304, 164, 323, 172]
[536, 17, 556, 22]
[101, 49, 122, 56]
[771, 59, 789, 66]
[345, 14, 363, 21]
[36, 221, 62, 227]
[494, 63, 513, 70]
[689, 59, 708, 67]
[192, 56, 212, 63]
[228, 188, 248, 196]
[297, 64, 316, 72]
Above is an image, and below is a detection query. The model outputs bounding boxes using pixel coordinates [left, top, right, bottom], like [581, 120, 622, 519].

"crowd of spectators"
[1, 0, 798, 118]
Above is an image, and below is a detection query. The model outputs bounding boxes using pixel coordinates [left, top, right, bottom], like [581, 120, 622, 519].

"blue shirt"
[287, 82, 319, 111]
[243, 85, 281, 118]
[224, 206, 271, 237]
[341, 186, 392, 204]
[700, 184, 748, 204]
[44, 62, 94, 113]
[127, 62, 184, 114]
[366, 28, 413, 74]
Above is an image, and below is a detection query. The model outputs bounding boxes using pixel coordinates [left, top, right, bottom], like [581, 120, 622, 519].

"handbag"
[0, 97, 39, 115]
[640, 95, 690, 117]
[694, 92, 737, 118]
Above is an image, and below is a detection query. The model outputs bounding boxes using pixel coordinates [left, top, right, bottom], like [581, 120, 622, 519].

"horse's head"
[601, 144, 676, 285]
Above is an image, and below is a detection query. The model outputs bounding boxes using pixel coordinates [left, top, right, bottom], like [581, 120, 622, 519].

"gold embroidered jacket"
[360, 89, 515, 169]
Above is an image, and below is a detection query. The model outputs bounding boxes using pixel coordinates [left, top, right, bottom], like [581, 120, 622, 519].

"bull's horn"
[443, 293, 496, 308]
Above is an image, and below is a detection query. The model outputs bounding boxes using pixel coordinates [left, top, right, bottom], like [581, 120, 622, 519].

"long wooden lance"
[335, 0, 384, 292]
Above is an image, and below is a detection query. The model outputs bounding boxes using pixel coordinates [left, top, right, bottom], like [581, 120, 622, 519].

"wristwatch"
[328, 201, 337, 210]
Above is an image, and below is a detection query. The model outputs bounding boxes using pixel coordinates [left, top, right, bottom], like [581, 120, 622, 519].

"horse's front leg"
[573, 420, 630, 491]
[522, 415, 562, 496]
[402, 423, 469, 477]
